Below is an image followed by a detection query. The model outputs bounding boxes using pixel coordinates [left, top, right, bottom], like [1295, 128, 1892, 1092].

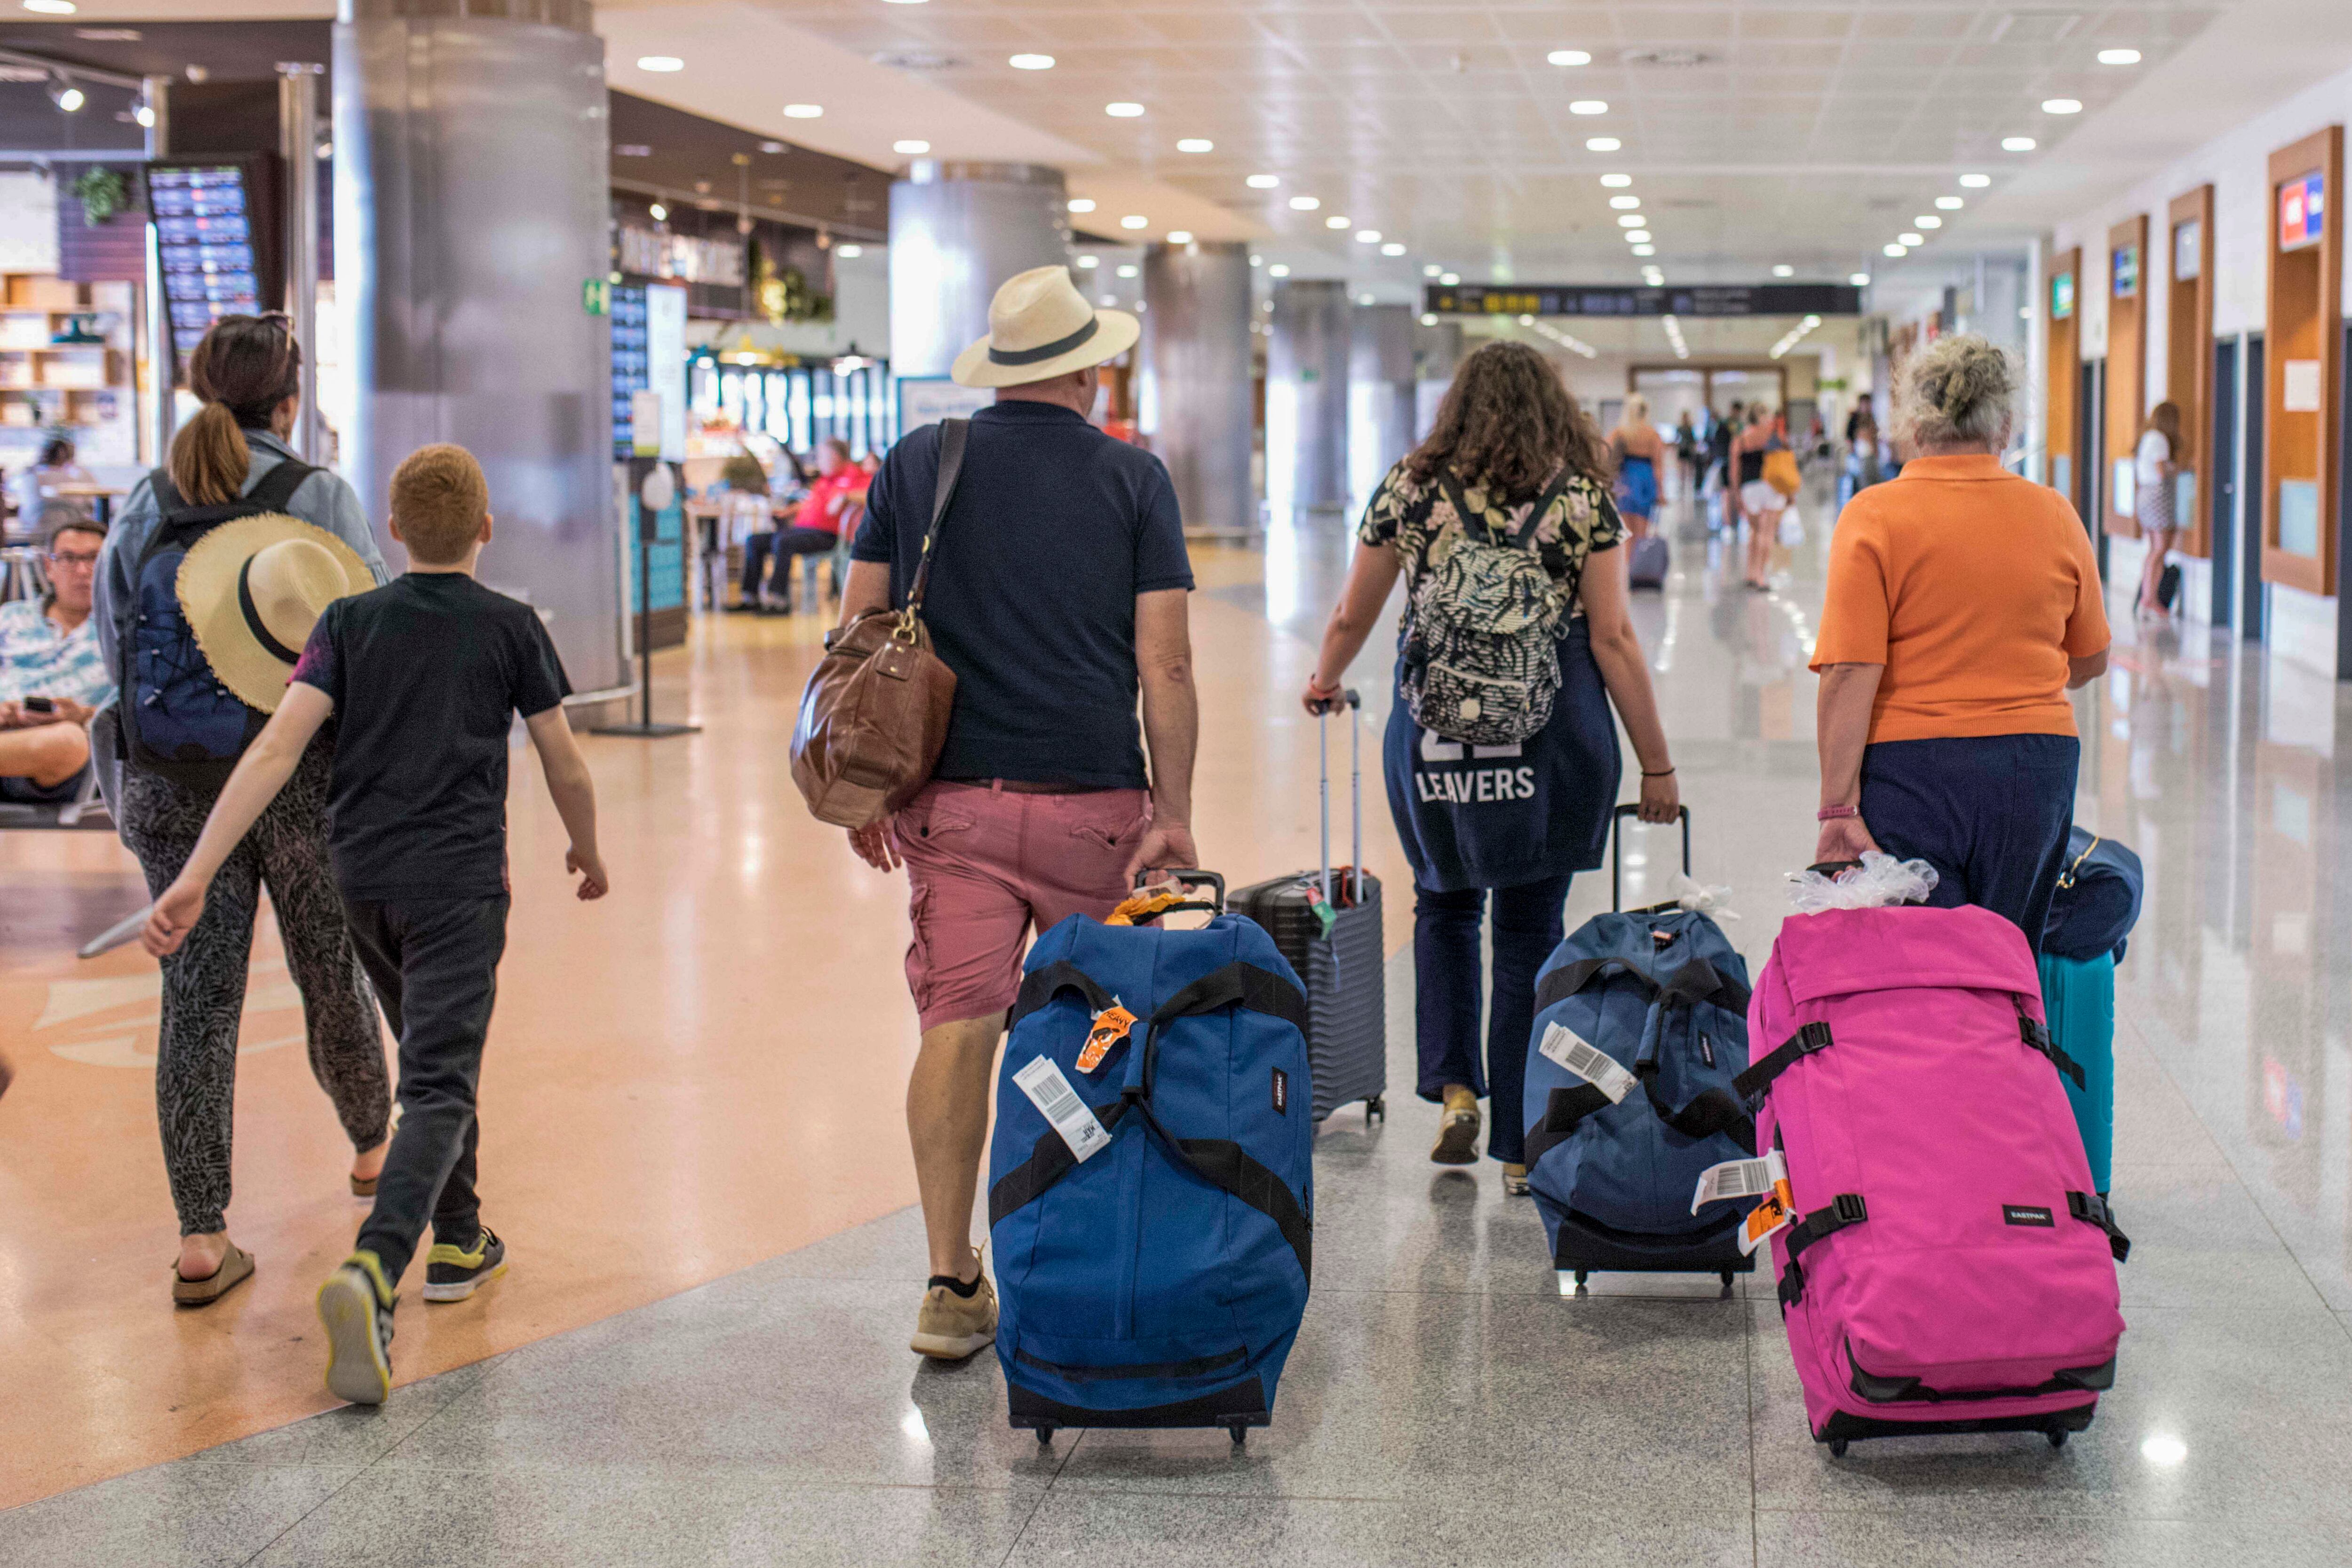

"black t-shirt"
[851, 403, 1194, 788]
[292, 573, 571, 900]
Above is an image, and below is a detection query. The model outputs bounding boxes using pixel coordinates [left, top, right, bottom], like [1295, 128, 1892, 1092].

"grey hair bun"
[1896, 334, 2018, 449]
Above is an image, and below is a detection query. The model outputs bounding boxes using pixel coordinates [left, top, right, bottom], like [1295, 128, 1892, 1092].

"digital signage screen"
[149, 157, 283, 383]
[2280, 170, 2325, 252]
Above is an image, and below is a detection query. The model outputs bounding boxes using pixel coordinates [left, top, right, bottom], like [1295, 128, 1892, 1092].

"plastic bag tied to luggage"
[1783, 852, 1939, 915]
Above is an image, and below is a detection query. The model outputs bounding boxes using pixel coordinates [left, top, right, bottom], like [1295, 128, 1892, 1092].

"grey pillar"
[1414, 319, 1463, 440]
[1350, 303, 1415, 497]
[888, 162, 1070, 380]
[278, 63, 323, 463]
[334, 0, 622, 696]
[1268, 280, 1349, 513]
[1142, 240, 1254, 539]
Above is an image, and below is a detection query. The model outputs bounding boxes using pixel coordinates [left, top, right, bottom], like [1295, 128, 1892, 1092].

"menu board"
[148, 157, 282, 382]
[2280, 170, 2325, 252]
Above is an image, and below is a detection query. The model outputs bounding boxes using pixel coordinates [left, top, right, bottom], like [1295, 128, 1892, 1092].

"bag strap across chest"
[143, 455, 319, 557]
[1435, 470, 1573, 554]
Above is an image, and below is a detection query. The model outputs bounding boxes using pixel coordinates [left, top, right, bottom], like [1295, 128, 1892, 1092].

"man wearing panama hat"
[837, 264, 1200, 1360]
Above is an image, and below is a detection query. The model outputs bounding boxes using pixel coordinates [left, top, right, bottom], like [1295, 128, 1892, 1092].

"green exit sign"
[582, 277, 611, 316]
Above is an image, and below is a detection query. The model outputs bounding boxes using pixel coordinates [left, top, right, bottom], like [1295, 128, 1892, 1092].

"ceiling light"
[2002, 136, 2037, 151]
[1570, 100, 1609, 115]
[882, 0, 929, 5]
[1099, 293, 1117, 306]
[1010, 54, 1055, 70]
[1288, 195, 1320, 211]
[783, 103, 822, 119]
[1166, 230, 1193, 245]
[1120, 214, 1149, 230]
[1249, 254, 1263, 267]
[893, 139, 930, 155]
[1883, 242, 1908, 257]
[1440, 271, 1460, 285]
[133, 102, 154, 128]
[2042, 98, 2082, 114]
[1936, 196, 1965, 210]
[1960, 173, 1992, 188]
[47, 76, 83, 112]
[1269, 263, 1291, 277]
[1248, 174, 1281, 190]
[760, 141, 785, 153]
[636, 55, 684, 72]
[836, 244, 863, 258]
[1772, 264, 1794, 277]
[1117, 264, 1139, 277]
[1420, 313, 1438, 326]
[1548, 49, 1592, 67]
[1915, 215, 1943, 229]
[1600, 173, 1632, 189]
[1362, 293, 1379, 306]
[1076, 255, 1098, 269]
[1631, 245, 1656, 257]
[1850, 271, 1871, 286]
[1586, 137, 1621, 152]
[1518, 314, 1534, 325]
[1381, 242, 1406, 256]
[1176, 138, 1213, 153]
[1625, 231, 1653, 244]
[1617, 214, 1646, 228]
[2099, 48, 2143, 65]
[1326, 215, 1351, 230]
[1899, 231, 1925, 246]
[1610, 196, 1641, 210]
[1355, 229, 1381, 244]
[25, 0, 78, 11]
[648, 202, 669, 222]
[1105, 101, 1145, 117]
[1422, 263, 1441, 277]
[1067, 198, 1096, 213]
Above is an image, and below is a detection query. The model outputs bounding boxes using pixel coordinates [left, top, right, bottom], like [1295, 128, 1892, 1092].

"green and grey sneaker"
[317, 1251, 395, 1406]
[422, 1227, 508, 1303]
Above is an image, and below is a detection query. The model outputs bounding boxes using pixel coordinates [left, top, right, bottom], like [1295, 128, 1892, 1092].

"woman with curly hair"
[1811, 334, 2110, 948]
[1299, 340, 1678, 1192]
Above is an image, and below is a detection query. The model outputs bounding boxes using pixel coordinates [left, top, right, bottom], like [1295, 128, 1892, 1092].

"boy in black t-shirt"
[143, 443, 608, 1406]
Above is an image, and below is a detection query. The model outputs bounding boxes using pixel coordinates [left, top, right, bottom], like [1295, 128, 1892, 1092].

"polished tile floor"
[3, 481, 2350, 1565]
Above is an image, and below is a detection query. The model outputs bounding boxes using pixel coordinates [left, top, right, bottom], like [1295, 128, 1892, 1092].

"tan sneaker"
[1501, 1162, 1530, 1196]
[1431, 1085, 1482, 1164]
[911, 1259, 998, 1361]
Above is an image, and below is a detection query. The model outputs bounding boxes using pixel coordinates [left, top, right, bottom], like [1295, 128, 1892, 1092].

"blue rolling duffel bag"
[988, 872, 1316, 1447]
[1522, 808, 1761, 1293]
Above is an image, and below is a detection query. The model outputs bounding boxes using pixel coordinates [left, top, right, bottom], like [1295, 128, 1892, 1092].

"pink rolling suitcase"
[1737, 903, 2131, 1456]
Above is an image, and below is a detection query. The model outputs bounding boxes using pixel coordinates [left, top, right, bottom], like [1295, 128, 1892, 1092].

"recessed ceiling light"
[1067, 198, 1096, 213]
[1116, 264, 1139, 277]
[2098, 48, 2143, 65]
[1915, 214, 1943, 229]
[1936, 196, 1965, 210]
[24, 0, 78, 11]
[1609, 196, 1641, 211]
[759, 141, 785, 153]
[1363, 293, 1379, 306]
[1617, 214, 1646, 228]
[1355, 229, 1382, 244]
[1105, 101, 1145, 117]
[1421, 312, 1439, 325]
[1883, 242, 1908, 257]
[1120, 214, 1149, 230]
[1548, 49, 1592, 67]
[2002, 136, 2037, 151]
[636, 55, 684, 72]
[1422, 263, 1442, 277]
[1600, 173, 1632, 189]
[1631, 245, 1656, 257]
[1010, 54, 1055, 71]
[648, 202, 669, 222]
[783, 103, 823, 119]
[1960, 173, 1992, 188]
[1381, 242, 1406, 256]
[2042, 98, 2083, 114]
[1288, 195, 1320, 211]
[1899, 231, 1925, 246]
[882, 0, 929, 5]
[1076, 255, 1099, 269]
[836, 244, 863, 258]
[1247, 174, 1281, 189]
[1586, 137, 1621, 152]
[1625, 232, 1653, 245]
[1099, 293, 1118, 306]
[1850, 271, 1871, 286]
[1570, 100, 1608, 115]
[1269, 263, 1291, 277]
[1326, 215, 1351, 230]
[1440, 271, 1461, 285]
[893, 139, 930, 155]
[1249, 254, 1263, 267]
[1176, 138, 1213, 153]
[1166, 230, 1193, 244]
[1772, 264, 1794, 277]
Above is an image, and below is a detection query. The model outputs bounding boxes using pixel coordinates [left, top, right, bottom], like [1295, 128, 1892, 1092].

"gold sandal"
[172, 1241, 255, 1307]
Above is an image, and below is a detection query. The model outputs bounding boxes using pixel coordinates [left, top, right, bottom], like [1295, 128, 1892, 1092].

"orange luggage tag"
[1691, 1150, 1796, 1256]
[1075, 1004, 1137, 1075]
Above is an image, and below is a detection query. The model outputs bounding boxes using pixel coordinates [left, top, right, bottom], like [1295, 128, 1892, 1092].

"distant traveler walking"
[1811, 335, 2110, 949]
[1300, 341, 1680, 1194]
[841, 266, 1200, 1360]
[1608, 394, 1664, 539]
[2133, 401, 2184, 618]
[93, 314, 392, 1307]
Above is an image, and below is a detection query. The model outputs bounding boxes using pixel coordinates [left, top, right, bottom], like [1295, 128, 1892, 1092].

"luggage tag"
[1537, 1022, 1637, 1103]
[1303, 879, 1339, 937]
[1075, 1004, 1136, 1075]
[1690, 1150, 1794, 1255]
[1012, 1055, 1112, 1163]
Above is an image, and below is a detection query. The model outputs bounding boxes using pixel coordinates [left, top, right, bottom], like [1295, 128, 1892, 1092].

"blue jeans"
[1414, 874, 1572, 1164]
[1860, 734, 2080, 955]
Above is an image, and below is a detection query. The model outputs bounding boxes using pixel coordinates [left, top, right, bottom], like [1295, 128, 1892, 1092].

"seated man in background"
[0, 513, 111, 803]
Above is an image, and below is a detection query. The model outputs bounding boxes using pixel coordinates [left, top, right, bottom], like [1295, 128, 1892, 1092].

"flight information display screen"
[150, 158, 281, 381]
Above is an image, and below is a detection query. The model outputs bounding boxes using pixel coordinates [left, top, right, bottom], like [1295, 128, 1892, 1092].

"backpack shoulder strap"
[1512, 471, 1575, 549]
[246, 456, 319, 515]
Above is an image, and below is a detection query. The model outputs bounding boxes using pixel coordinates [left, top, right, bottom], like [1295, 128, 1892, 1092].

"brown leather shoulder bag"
[789, 418, 968, 828]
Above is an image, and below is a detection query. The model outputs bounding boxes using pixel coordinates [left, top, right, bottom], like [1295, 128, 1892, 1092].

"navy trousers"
[1414, 874, 1573, 1164]
[1859, 734, 2080, 955]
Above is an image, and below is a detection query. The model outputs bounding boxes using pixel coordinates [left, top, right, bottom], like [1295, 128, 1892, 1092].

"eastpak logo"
[1272, 1067, 1289, 1115]
[2002, 1204, 2056, 1227]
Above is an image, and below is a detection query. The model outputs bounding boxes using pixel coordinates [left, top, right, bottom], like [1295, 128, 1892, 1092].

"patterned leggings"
[120, 742, 390, 1236]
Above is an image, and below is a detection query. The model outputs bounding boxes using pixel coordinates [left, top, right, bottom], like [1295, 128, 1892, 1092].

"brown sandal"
[172, 1241, 255, 1307]
[350, 1175, 377, 1198]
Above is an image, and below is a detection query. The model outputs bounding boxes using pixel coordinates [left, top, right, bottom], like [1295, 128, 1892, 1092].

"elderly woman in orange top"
[1809, 335, 2110, 950]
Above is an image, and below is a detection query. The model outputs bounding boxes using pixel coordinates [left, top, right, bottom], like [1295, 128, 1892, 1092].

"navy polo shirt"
[851, 402, 1193, 789]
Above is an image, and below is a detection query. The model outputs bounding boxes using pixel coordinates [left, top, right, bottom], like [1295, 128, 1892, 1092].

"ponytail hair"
[167, 313, 303, 505]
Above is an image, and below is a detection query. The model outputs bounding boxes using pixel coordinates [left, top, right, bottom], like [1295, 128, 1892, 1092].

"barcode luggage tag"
[1013, 1055, 1112, 1163]
[1075, 1004, 1136, 1075]
[1537, 1022, 1637, 1103]
[1690, 1150, 1794, 1255]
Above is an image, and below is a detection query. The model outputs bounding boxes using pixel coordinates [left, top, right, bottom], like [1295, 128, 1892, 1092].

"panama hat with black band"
[176, 514, 371, 713]
[950, 265, 1142, 389]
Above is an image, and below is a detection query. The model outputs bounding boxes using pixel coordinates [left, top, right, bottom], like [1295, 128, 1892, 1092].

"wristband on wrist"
[1642, 768, 1675, 778]
[1817, 803, 1860, 821]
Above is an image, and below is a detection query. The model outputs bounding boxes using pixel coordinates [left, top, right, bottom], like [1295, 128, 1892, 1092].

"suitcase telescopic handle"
[1314, 688, 1363, 905]
[1133, 867, 1225, 914]
[1610, 803, 1692, 914]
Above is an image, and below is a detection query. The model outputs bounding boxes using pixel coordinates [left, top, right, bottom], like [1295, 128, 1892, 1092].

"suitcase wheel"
[1719, 1271, 1736, 1298]
[1828, 1439, 1850, 1458]
[1034, 1426, 1055, 1447]
[2047, 1429, 2070, 1450]
[1572, 1270, 1589, 1293]
[1366, 1095, 1385, 1125]
[1225, 1419, 1249, 1448]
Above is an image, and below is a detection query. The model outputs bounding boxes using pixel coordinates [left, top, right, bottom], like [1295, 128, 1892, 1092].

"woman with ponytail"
[1807, 334, 2111, 949]
[94, 314, 392, 1305]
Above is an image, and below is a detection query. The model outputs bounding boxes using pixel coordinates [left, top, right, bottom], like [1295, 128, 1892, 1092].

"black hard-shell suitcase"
[1231, 689, 1387, 1124]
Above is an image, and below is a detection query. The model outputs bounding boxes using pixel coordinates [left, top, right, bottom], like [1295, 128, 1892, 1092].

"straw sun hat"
[177, 514, 371, 712]
[951, 264, 1140, 388]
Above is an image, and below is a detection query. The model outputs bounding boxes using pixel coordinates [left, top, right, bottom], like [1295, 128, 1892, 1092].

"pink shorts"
[894, 781, 1151, 1032]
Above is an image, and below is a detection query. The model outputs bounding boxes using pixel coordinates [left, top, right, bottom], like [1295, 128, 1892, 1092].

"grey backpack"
[1399, 472, 1573, 748]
